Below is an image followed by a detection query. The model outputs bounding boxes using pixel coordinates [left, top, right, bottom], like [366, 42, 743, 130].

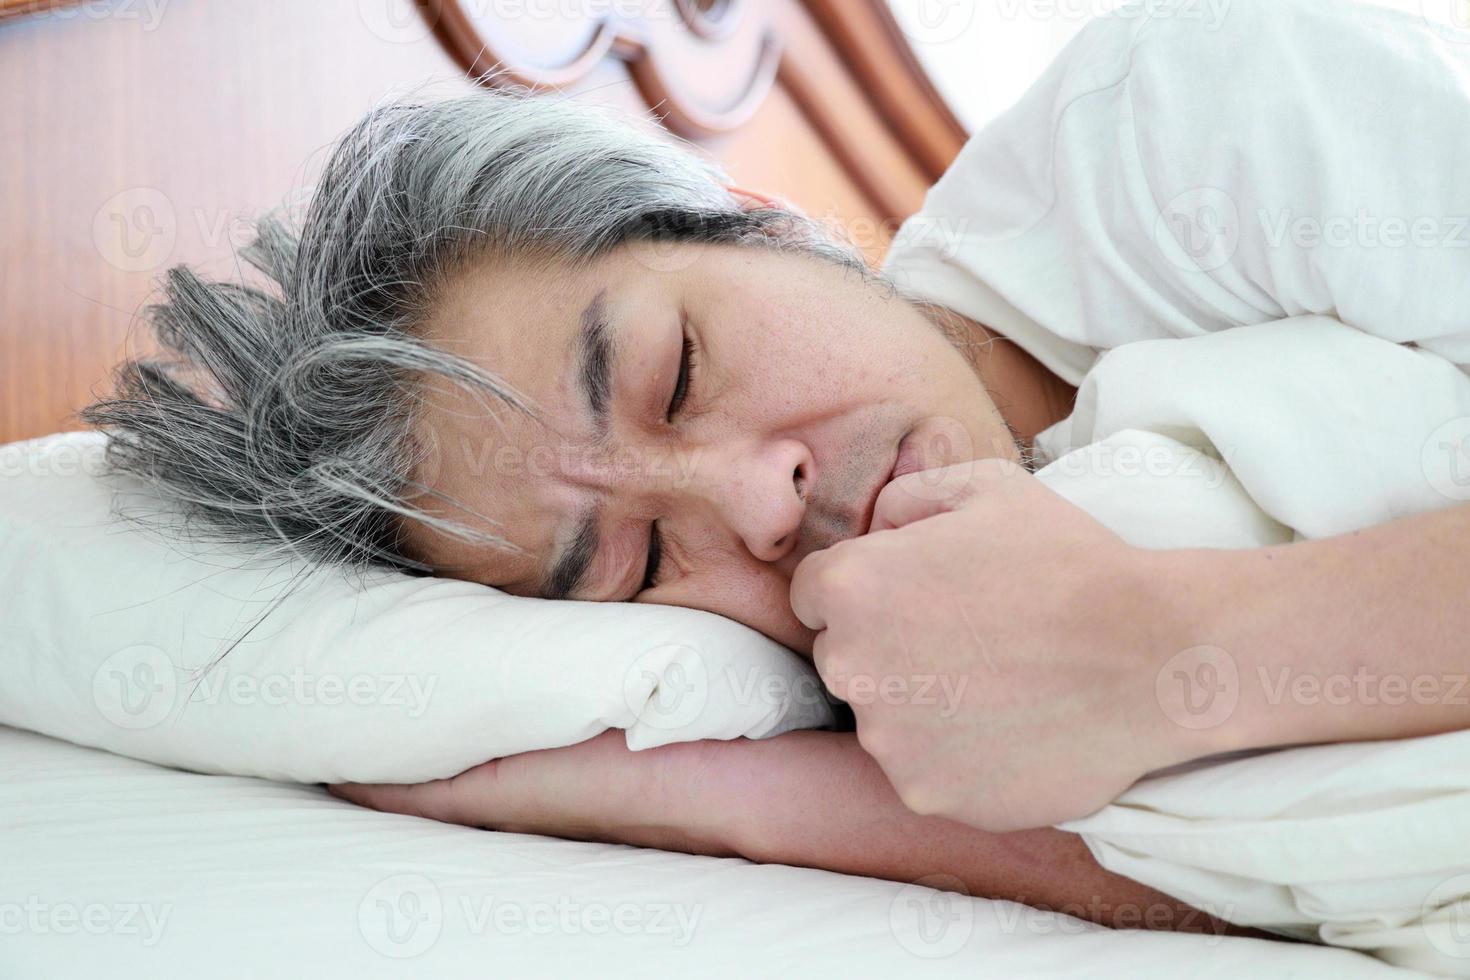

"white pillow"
[0, 430, 835, 784]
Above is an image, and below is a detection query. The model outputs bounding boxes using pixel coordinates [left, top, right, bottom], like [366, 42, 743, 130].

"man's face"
[404, 237, 1019, 655]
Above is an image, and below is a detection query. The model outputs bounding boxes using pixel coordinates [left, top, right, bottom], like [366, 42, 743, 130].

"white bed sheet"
[0, 726, 1422, 979]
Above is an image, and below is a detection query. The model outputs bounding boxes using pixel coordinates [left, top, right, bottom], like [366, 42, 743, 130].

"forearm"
[693, 730, 1232, 935]
[1170, 502, 1470, 754]
[336, 729, 1234, 933]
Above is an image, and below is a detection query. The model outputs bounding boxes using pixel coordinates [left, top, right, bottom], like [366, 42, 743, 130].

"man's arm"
[1175, 500, 1470, 754]
[331, 729, 1234, 935]
[697, 730, 1235, 935]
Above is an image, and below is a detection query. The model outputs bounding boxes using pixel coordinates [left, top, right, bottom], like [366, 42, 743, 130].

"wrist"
[694, 731, 846, 865]
[646, 737, 748, 858]
[688, 730, 899, 867]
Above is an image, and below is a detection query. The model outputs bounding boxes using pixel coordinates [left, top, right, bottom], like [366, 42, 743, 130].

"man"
[90, 0, 1470, 933]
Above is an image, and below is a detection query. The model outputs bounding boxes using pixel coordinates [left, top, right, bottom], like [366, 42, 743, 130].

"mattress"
[0, 726, 1421, 978]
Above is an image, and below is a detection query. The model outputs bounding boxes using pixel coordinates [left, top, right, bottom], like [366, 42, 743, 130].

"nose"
[681, 437, 813, 563]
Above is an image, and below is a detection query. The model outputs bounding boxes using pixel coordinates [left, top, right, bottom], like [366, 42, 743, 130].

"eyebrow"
[540, 289, 617, 600]
[577, 289, 615, 441]
[542, 507, 601, 601]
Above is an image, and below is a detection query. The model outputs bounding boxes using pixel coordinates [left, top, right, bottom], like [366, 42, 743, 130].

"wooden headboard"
[0, 0, 966, 445]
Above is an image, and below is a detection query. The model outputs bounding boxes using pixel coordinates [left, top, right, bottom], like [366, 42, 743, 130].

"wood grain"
[0, 0, 962, 443]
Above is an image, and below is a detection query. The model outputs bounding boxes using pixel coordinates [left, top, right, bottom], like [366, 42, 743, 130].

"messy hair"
[83, 85, 868, 575]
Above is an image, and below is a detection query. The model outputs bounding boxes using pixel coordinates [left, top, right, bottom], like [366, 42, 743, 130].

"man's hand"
[789, 459, 1197, 833]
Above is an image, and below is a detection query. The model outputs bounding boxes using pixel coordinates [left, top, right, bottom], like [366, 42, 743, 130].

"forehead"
[400, 242, 684, 593]
[403, 249, 600, 587]
[420, 250, 588, 390]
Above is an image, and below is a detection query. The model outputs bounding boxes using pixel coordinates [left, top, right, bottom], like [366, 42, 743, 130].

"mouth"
[858, 428, 918, 536]
[891, 428, 925, 482]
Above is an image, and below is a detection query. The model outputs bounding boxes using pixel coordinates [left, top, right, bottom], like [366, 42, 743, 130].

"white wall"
[888, 0, 1463, 132]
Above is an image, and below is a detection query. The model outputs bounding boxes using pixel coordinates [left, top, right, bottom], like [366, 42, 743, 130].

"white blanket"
[0, 723, 1417, 979]
[1023, 315, 1470, 975]
[871, 0, 1470, 968]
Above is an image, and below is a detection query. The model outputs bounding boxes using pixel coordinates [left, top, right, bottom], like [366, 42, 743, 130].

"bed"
[0, 1, 1433, 976]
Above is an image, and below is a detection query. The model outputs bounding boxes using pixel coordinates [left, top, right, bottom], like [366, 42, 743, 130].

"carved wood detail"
[423, 0, 782, 138]
[0, 0, 966, 442]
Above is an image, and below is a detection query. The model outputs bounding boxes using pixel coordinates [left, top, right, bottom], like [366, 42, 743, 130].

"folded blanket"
[1026, 315, 1470, 976]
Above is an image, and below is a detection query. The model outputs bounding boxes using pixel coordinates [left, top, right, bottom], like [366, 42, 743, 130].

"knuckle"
[815, 662, 847, 701]
[853, 716, 896, 763]
[810, 632, 844, 676]
[854, 720, 886, 760]
[810, 546, 871, 605]
[895, 776, 944, 817]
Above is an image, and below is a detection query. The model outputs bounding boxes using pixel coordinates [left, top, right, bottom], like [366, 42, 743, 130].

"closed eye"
[666, 333, 696, 420]
[644, 321, 698, 592]
[640, 520, 663, 593]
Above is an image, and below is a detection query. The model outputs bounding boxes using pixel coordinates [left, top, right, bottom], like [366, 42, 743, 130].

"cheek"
[653, 559, 815, 656]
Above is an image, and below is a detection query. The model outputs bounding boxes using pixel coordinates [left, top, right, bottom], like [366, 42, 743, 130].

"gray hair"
[83, 85, 869, 577]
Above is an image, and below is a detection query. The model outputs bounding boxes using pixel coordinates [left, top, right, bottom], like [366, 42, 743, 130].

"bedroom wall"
[0, 0, 955, 444]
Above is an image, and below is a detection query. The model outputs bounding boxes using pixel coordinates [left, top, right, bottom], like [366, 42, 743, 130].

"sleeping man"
[83, 0, 1470, 935]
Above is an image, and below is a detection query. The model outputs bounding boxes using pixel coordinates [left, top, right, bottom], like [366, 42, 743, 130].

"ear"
[726, 184, 805, 216]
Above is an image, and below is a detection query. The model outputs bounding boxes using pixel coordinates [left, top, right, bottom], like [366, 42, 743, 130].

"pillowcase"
[0, 430, 835, 784]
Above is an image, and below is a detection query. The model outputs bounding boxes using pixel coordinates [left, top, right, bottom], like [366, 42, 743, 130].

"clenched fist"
[789, 459, 1202, 832]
